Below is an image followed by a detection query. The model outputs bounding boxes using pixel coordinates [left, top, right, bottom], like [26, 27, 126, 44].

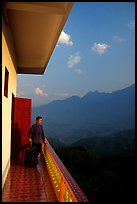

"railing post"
[42, 139, 89, 202]
[59, 177, 65, 202]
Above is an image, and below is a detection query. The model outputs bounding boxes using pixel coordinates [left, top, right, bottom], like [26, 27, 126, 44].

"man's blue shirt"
[28, 123, 45, 144]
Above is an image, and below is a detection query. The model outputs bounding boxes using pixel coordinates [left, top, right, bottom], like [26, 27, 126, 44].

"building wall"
[2, 32, 17, 188]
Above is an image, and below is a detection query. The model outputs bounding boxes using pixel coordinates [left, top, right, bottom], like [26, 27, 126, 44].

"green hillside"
[70, 129, 135, 156]
[55, 146, 135, 203]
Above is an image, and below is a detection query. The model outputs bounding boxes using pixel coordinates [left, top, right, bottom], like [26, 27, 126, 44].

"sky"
[17, 2, 135, 107]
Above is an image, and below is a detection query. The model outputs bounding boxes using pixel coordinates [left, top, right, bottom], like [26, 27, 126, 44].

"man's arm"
[41, 125, 46, 142]
[28, 125, 34, 142]
[41, 126, 48, 144]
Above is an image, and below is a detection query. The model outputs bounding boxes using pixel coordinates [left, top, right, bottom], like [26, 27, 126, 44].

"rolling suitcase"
[24, 145, 38, 167]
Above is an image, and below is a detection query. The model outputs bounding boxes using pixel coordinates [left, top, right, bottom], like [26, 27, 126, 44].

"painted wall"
[2, 32, 17, 188]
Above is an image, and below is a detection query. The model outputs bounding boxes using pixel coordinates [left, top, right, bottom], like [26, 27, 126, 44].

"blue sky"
[17, 2, 135, 107]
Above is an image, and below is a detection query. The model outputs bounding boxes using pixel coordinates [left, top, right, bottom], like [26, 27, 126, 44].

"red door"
[12, 97, 32, 159]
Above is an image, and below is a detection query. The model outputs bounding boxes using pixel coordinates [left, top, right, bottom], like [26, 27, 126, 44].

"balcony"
[2, 139, 89, 202]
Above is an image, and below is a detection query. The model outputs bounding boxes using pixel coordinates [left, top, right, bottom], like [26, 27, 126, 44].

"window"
[4, 67, 9, 98]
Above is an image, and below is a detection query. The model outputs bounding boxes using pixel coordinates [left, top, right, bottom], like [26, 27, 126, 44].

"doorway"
[10, 93, 15, 161]
[10, 95, 32, 161]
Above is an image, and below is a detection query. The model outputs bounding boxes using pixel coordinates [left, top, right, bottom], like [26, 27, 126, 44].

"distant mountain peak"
[33, 83, 135, 108]
[111, 83, 135, 94]
[32, 83, 135, 145]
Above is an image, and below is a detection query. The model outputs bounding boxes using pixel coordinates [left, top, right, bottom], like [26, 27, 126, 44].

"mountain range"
[32, 84, 135, 145]
[70, 129, 135, 156]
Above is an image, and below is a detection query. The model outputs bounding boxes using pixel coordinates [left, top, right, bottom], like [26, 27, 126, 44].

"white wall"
[2, 32, 17, 188]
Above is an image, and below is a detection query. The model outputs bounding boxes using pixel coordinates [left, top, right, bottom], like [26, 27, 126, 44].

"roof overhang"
[2, 2, 74, 74]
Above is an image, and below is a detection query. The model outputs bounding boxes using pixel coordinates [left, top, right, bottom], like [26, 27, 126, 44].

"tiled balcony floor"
[2, 154, 58, 202]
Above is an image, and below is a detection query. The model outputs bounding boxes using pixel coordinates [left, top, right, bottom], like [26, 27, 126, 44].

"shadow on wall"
[12, 121, 21, 160]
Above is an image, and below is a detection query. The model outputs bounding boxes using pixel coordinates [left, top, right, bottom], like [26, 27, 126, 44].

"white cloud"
[54, 92, 72, 97]
[67, 52, 81, 68]
[57, 30, 73, 46]
[91, 42, 110, 55]
[17, 91, 25, 97]
[127, 20, 135, 30]
[74, 68, 82, 75]
[113, 35, 125, 42]
[35, 87, 48, 97]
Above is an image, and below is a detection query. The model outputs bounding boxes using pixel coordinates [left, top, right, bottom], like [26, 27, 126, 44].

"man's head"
[36, 116, 43, 125]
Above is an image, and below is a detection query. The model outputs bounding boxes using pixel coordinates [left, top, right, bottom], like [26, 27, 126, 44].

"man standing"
[28, 116, 47, 164]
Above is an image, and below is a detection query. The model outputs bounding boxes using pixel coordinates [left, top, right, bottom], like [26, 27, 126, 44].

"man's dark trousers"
[32, 142, 42, 159]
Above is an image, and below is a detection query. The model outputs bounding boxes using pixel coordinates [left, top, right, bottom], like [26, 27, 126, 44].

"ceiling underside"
[2, 2, 74, 74]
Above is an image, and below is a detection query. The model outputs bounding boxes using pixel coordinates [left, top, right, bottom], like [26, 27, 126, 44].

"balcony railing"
[42, 139, 89, 202]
